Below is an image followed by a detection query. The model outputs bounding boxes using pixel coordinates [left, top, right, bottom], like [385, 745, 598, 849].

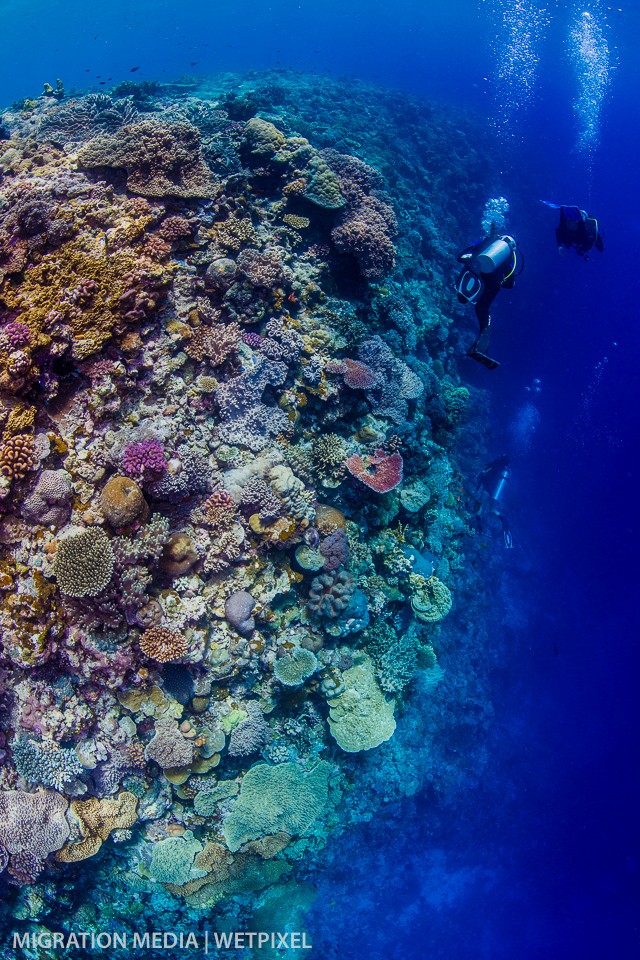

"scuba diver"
[471, 455, 514, 549]
[542, 201, 604, 259]
[455, 234, 520, 371]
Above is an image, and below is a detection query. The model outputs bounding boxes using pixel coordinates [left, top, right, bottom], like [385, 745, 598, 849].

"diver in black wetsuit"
[555, 205, 604, 259]
[455, 235, 519, 371]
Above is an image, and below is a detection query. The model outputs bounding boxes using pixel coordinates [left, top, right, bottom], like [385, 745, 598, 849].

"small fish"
[99, 82, 106, 85]
[130, 66, 140, 73]
[190, 61, 198, 66]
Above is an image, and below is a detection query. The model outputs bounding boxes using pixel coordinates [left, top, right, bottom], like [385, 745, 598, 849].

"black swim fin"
[467, 347, 500, 370]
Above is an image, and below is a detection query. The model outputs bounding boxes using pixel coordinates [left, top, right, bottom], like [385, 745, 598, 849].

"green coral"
[52, 527, 115, 597]
[147, 835, 206, 885]
[274, 646, 318, 687]
[302, 157, 345, 209]
[327, 652, 396, 752]
[409, 573, 452, 622]
[222, 761, 334, 853]
[365, 621, 419, 695]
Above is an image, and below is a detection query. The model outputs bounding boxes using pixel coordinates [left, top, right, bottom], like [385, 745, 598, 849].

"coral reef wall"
[0, 71, 495, 951]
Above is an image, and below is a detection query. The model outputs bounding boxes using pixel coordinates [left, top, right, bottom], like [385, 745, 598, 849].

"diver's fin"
[467, 348, 500, 370]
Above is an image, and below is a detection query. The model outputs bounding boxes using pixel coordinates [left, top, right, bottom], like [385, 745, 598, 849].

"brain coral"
[327, 653, 396, 752]
[222, 761, 334, 853]
[52, 527, 115, 597]
[78, 120, 217, 198]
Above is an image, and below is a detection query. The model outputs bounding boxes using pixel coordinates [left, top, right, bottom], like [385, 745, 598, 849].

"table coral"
[327, 653, 396, 752]
[78, 120, 217, 198]
[222, 761, 334, 853]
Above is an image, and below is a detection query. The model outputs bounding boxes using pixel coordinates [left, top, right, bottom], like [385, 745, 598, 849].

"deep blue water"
[1, 1, 639, 957]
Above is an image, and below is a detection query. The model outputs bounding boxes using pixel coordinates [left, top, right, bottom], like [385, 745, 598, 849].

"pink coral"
[327, 358, 377, 389]
[121, 439, 167, 483]
[3, 321, 31, 347]
[345, 449, 404, 494]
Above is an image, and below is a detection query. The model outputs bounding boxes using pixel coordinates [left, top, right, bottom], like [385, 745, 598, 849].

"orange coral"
[0, 433, 35, 480]
[139, 626, 188, 663]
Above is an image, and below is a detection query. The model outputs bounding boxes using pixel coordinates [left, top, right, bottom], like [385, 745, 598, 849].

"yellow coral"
[1, 235, 170, 362]
[409, 573, 452, 622]
[56, 792, 138, 863]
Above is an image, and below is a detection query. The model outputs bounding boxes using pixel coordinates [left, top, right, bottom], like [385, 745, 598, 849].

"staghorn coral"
[78, 120, 216, 198]
[52, 528, 115, 597]
[139, 626, 188, 662]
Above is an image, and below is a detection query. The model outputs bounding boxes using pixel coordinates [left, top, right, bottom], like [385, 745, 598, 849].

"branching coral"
[185, 321, 241, 365]
[139, 626, 188, 662]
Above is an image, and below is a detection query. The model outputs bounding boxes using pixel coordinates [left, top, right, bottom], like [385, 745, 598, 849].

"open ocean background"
[1, 1, 638, 957]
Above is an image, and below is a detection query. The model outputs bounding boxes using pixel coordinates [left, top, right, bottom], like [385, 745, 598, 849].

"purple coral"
[224, 590, 255, 636]
[122, 438, 167, 484]
[3, 321, 31, 347]
[319, 528, 350, 572]
[0, 789, 70, 886]
[241, 331, 264, 349]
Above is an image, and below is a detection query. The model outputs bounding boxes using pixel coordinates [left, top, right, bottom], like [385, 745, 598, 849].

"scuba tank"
[475, 235, 516, 274]
[488, 464, 510, 502]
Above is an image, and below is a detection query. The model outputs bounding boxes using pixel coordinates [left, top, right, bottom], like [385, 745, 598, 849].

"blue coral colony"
[0, 73, 487, 949]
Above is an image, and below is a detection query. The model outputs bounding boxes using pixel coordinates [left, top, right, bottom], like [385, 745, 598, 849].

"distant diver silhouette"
[542, 201, 604, 260]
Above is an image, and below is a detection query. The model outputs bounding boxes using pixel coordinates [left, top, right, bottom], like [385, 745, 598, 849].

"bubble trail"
[488, 0, 551, 141]
[569, 3, 611, 160]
